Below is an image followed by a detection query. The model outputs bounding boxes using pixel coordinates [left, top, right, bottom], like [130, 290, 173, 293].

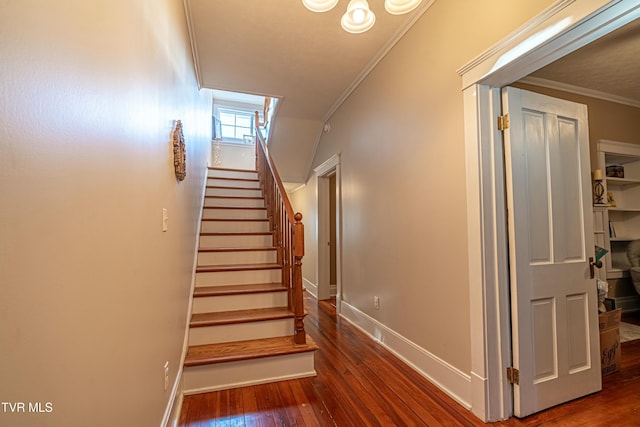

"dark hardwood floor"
[179, 292, 640, 426]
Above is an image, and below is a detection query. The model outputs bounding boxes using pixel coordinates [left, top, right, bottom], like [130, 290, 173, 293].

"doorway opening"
[329, 173, 338, 298]
[460, 1, 640, 421]
[315, 154, 342, 310]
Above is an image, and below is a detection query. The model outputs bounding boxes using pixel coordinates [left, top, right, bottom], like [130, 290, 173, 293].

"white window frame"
[213, 104, 257, 144]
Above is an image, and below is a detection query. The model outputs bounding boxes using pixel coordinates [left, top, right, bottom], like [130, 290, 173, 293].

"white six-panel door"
[502, 87, 601, 417]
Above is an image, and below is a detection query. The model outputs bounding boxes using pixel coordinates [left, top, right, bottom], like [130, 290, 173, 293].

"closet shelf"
[608, 207, 640, 213]
[606, 268, 630, 279]
[606, 177, 640, 186]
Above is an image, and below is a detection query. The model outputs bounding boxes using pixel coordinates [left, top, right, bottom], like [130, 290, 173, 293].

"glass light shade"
[384, 0, 423, 15]
[302, 0, 339, 12]
[341, 0, 375, 33]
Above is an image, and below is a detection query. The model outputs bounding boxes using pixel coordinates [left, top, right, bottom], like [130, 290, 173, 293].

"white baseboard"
[161, 373, 183, 427]
[162, 171, 208, 427]
[470, 371, 490, 422]
[303, 278, 318, 298]
[339, 301, 472, 409]
[183, 370, 317, 396]
[183, 352, 316, 395]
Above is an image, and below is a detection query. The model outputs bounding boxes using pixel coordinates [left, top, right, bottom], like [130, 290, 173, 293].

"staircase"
[183, 166, 318, 395]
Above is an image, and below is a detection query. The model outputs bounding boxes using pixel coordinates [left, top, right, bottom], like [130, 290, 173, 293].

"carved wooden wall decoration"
[172, 120, 186, 181]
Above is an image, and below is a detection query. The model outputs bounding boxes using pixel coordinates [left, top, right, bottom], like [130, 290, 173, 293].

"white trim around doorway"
[459, 0, 640, 421]
[314, 154, 342, 310]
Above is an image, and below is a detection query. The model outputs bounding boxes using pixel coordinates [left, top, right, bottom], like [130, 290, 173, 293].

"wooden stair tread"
[202, 206, 266, 210]
[196, 263, 282, 273]
[206, 185, 261, 190]
[199, 246, 276, 253]
[205, 195, 264, 200]
[193, 283, 287, 297]
[184, 335, 318, 367]
[208, 167, 257, 173]
[201, 218, 269, 222]
[190, 307, 294, 327]
[207, 176, 259, 183]
[200, 231, 271, 237]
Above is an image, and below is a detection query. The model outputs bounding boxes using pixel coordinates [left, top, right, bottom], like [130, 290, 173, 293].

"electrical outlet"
[374, 296, 380, 310]
[162, 208, 168, 232]
[164, 361, 169, 391]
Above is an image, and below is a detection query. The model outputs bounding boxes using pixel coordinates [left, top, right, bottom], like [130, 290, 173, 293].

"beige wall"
[290, 183, 318, 287]
[270, 116, 323, 182]
[212, 142, 256, 170]
[294, 0, 555, 374]
[0, 1, 211, 426]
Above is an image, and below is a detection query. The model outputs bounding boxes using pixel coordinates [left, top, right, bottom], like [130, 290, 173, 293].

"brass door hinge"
[498, 114, 510, 131]
[507, 366, 519, 385]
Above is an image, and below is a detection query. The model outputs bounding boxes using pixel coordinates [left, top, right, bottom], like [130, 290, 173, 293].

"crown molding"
[183, 0, 203, 90]
[304, 0, 436, 180]
[518, 76, 640, 108]
[455, 0, 640, 91]
[456, 0, 576, 78]
[322, 0, 436, 123]
[284, 182, 307, 193]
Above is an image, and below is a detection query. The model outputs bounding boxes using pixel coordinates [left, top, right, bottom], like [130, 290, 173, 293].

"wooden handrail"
[256, 97, 272, 127]
[254, 115, 295, 221]
[254, 112, 306, 345]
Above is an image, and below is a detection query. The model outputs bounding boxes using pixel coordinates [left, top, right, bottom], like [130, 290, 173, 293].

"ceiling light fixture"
[302, 0, 339, 13]
[341, 0, 375, 34]
[384, 0, 422, 15]
[303, 0, 422, 33]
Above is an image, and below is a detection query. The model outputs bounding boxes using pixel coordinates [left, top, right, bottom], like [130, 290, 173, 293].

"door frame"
[315, 154, 342, 308]
[459, 0, 640, 421]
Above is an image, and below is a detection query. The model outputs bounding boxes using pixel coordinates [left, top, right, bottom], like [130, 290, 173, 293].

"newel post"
[293, 212, 306, 345]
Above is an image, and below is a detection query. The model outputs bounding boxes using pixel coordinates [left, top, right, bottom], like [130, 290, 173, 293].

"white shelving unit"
[594, 140, 640, 311]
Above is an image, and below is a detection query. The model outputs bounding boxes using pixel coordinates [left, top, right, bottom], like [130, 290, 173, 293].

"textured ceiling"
[184, 0, 431, 182]
[184, 3, 638, 181]
[185, 0, 428, 121]
[530, 17, 640, 103]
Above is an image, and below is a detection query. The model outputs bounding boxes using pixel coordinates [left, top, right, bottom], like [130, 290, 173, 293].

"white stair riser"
[200, 220, 270, 234]
[202, 208, 267, 220]
[196, 269, 282, 286]
[199, 234, 272, 248]
[208, 170, 258, 180]
[183, 352, 316, 395]
[207, 178, 260, 189]
[205, 187, 263, 198]
[198, 250, 277, 266]
[204, 197, 264, 208]
[192, 291, 288, 313]
[188, 319, 292, 346]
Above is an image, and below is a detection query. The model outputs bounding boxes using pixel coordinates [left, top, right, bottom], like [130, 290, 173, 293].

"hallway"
[179, 293, 640, 426]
